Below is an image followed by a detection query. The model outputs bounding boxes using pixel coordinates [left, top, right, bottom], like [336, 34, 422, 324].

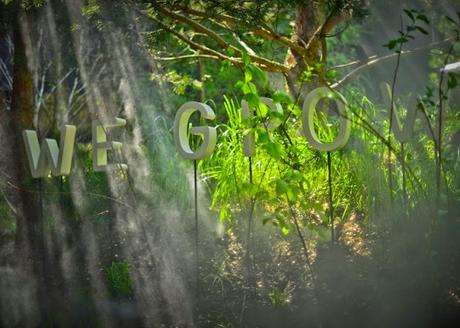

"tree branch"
[150, 16, 242, 65]
[304, 12, 347, 56]
[145, 7, 289, 72]
[177, 5, 308, 55]
[153, 54, 220, 61]
[153, 5, 229, 49]
[331, 38, 453, 89]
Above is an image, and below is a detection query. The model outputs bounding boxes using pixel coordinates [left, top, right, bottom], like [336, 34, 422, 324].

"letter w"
[22, 125, 76, 178]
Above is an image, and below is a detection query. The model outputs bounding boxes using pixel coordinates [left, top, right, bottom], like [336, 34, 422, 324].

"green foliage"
[383, 8, 430, 51]
[160, 70, 206, 96]
[326, 0, 368, 21]
[105, 261, 133, 300]
[268, 285, 292, 306]
[199, 3, 460, 246]
[81, 0, 100, 16]
[200, 67, 363, 240]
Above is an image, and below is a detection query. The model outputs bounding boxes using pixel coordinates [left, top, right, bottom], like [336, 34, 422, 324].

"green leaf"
[448, 74, 459, 89]
[242, 182, 258, 197]
[275, 179, 289, 195]
[258, 190, 269, 200]
[446, 15, 458, 26]
[281, 226, 289, 235]
[248, 64, 267, 86]
[192, 80, 203, 90]
[403, 9, 415, 21]
[325, 70, 337, 79]
[247, 82, 257, 94]
[227, 47, 235, 56]
[257, 129, 270, 143]
[257, 102, 269, 117]
[234, 80, 245, 90]
[416, 14, 430, 25]
[290, 104, 302, 118]
[272, 91, 293, 105]
[286, 184, 299, 202]
[275, 214, 289, 235]
[415, 26, 428, 35]
[242, 51, 250, 67]
[244, 92, 260, 107]
[241, 83, 251, 94]
[242, 128, 252, 136]
[219, 207, 229, 223]
[244, 70, 252, 83]
[289, 170, 303, 180]
[263, 142, 282, 160]
[383, 39, 398, 50]
[268, 109, 284, 122]
[399, 37, 409, 43]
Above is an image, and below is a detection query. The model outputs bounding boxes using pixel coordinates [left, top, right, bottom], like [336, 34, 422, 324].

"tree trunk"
[285, 1, 325, 96]
[10, 10, 38, 250]
[285, 1, 348, 98]
[5, 6, 50, 323]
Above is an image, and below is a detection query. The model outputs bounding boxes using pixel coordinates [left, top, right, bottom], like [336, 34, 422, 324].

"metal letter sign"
[302, 87, 351, 152]
[174, 101, 217, 160]
[23, 125, 77, 178]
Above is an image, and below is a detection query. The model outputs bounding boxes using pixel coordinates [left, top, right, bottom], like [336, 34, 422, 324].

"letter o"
[302, 87, 351, 151]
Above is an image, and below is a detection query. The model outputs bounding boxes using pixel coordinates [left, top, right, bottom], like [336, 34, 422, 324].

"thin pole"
[247, 156, 255, 287]
[437, 74, 445, 199]
[193, 159, 199, 294]
[38, 179, 44, 219]
[327, 152, 334, 243]
[241, 156, 255, 325]
[289, 202, 311, 267]
[401, 142, 408, 215]
[387, 17, 403, 204]
[247, 157, 253, 260]
[249, 156, 253, 184]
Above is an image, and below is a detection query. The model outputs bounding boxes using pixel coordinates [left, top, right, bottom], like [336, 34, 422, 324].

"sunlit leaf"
[263, 142, 282, 160]
[273, 91, 293, 105]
